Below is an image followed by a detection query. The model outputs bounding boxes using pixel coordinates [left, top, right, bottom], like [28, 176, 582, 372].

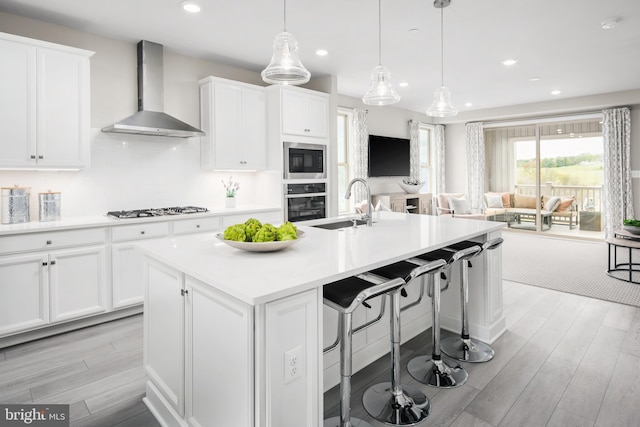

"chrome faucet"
[345, 178, 373, 227]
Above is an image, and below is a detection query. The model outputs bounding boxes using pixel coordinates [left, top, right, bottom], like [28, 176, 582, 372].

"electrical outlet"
[284, 346, 303, 384]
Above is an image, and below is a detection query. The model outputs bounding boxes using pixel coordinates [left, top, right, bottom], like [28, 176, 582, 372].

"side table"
[606, 229, 640, 284]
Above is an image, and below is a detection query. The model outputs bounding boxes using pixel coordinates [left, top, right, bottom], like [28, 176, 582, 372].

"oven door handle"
[285, 192, 327, 199]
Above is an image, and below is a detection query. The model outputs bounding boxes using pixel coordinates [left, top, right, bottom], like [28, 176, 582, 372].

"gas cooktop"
[107, 206, 208, 219]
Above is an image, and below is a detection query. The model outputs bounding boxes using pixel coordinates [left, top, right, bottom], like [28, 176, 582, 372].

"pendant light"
[426, 0, 457, 117]
[362, 0, 400, 105]
[261, 0, 310, 85]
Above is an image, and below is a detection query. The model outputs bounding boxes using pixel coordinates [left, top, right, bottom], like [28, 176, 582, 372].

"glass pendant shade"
[261, 31, 310, 85]
[362, 65, 401, 106]
[426, 85, 457, 117]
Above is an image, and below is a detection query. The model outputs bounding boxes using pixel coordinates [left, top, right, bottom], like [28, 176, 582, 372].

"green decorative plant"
[623, 219, 640, 227]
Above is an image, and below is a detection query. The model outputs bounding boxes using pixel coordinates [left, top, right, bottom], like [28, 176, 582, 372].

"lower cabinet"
[0, 244, 107, 336]
[143, 258, 319, 427]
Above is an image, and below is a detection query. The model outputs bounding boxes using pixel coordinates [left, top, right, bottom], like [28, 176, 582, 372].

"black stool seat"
[416, 248, 456, 263]
[369, 260, 419, 283]
[324, 276, 385, 309]
[446, 240, 481, 252]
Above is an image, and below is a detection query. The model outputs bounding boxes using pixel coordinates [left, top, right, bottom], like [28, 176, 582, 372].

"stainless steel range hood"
[102, 40, 205, 138]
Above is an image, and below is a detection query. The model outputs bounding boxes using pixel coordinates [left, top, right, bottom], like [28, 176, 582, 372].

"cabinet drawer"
[173, 217, 221, 235]
[0, 228, 106, 255]
[111, 222, 169, 242]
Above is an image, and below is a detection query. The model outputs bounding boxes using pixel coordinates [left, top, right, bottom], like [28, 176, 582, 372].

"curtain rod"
[473, 106, 632, 128]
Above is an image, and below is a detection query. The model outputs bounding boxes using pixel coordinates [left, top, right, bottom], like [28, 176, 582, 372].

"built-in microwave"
[283, 142, 326, 179]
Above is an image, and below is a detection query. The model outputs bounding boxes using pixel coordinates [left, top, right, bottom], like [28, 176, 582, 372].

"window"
[419, 124, 435, 194]
[337, 108, 353, 214]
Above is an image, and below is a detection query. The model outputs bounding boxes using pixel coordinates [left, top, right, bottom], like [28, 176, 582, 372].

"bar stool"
[439, 238, 504, 363]
[361, 258, 446, 426]
[323, 274, 408, 427]
[406, 246, 481, 388]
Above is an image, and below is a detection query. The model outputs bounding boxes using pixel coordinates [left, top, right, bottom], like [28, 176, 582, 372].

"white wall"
[0, 12, 284, 217]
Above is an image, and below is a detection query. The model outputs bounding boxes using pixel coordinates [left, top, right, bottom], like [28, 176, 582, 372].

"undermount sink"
[312, 219, 368, 230]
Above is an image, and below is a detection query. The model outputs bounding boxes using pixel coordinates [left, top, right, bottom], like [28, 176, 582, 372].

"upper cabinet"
[281, 89, 329, 138]
[0, 32, 94, 169]
[199, 77, 267, 171]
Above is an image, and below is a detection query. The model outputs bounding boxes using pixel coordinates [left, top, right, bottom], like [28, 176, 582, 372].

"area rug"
[501, 231, 640, 307]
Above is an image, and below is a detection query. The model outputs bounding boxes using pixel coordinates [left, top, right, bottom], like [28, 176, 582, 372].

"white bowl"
[398, 181, 424, 194]
[216, 230, 305, 252]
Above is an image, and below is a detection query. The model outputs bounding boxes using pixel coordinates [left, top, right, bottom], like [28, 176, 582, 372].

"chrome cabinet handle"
[46, 240, 52, 245]
[140, 231, 145, 235]
[30, 155, 36, 159]
[38, 155, 43, 159]
[50, 260, 56, 265]
[196, 224, 200, 228]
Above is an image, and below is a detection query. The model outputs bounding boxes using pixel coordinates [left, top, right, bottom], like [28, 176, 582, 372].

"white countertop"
[0, 205, 280, 236]
[135, 212, 505, 305]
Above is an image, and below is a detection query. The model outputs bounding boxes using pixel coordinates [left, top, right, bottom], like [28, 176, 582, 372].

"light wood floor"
[1, 281, 639, 427]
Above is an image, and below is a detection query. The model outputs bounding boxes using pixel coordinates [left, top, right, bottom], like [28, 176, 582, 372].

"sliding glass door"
[485, 117, 604, 239]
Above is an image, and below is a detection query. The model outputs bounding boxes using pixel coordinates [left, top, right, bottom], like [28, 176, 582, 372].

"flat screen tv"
[368, 134, 410, 177]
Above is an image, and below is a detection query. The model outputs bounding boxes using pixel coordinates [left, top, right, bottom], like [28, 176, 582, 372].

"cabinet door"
[213, 82, 243, 170]
[0, 253, 48, 336]
[144, 259, 185, 416]
[390, 198, 406, 213]
[241, 87, 267, 170]
[185, 277, 253, 427]
[305, 94, 328, 138]
[0, 38, 36, 167]
[36, 47, 90, 168]
[112, 243, 144, 309]
[49, 246, 107, 322]
[281, 90, 307, 136]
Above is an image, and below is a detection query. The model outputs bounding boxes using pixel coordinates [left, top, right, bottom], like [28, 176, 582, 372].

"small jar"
[1, 186, 31, 224]
[38, 191, 62, 222]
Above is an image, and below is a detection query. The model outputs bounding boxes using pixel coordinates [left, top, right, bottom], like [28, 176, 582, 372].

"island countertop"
[135, 212, 505, 305]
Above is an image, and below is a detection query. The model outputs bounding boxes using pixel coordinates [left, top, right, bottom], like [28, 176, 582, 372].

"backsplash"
[0, 129, 281, 219]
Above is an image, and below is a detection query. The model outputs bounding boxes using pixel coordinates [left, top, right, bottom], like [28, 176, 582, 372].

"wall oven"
[283, 142, 326, 179]
[284, 182, 327, 223]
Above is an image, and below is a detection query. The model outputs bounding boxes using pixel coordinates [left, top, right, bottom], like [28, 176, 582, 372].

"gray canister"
[1, 186, 31, 224]
[39, 191, 61, 222]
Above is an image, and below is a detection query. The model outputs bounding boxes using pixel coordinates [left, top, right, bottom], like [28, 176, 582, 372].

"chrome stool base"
[407, 356, 468, 388]
[440, 336, 494, 363]
[362, 382, 431, 426]
[324, 416, 374, 427]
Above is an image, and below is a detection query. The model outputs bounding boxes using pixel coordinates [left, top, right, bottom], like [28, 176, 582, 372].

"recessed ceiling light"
[551, 90, 562, 95]
[315, 49, 328, 56]
[529, 77, 541, 82]
[399, 82, 409, 88]
[409, 28, 420, 35]
[464, 102, 473, 107]
[180, 1, 201, 13]
[601, 17, 622, 29]
[502, 59, 518, 66]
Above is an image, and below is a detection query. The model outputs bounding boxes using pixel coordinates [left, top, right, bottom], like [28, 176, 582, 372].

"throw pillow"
[544, 196, 561, 212]
[449, 197, 472, 214]
[513, 194, 538, 209]
[557, 197, 575, 212]
[485, 194, 504, 208]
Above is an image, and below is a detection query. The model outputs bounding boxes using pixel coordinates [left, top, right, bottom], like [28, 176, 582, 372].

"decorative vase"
[623, 224, 640, 235]
[225, 197, 236, 208]
[398, 181, 424, 194]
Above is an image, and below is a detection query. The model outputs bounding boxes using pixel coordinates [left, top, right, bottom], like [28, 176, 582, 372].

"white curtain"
[352, 108, 369, 203]
[603, 107, 634, 239]
[408, 120, 420, 182]
[434, 124, 446, 194]
[466, 122, 485, 213]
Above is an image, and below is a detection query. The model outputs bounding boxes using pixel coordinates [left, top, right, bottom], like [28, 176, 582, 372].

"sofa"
[433, 192, 579, 229]
[484, 192, 578, 229]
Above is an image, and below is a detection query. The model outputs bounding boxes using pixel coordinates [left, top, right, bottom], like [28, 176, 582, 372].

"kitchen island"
[135, 212, 505, 427]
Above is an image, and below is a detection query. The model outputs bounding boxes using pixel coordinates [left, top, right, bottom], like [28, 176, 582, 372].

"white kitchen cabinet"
[0, 228, 107, 337]
[0, 253, 48, 336]
[49, 246, 107, 322]
[199, 76, 267, 171]
[281, 89, 329, 138]
[0, 32, 93, 169]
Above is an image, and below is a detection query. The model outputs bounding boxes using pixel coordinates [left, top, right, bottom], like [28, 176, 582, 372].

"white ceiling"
[2, 0, 639, 115]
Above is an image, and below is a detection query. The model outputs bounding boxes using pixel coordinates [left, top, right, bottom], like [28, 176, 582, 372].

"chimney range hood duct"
[101, 41, 205, 138]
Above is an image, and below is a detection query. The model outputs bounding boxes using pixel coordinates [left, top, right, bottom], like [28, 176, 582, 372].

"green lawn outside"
[517, 163, 604, 186]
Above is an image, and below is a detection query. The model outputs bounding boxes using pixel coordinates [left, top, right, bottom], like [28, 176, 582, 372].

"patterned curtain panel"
[603, 107, 634, 239]
[352, 108, 369, 203]
[434, 124, 446, 194]
[408, 120, 420, 181]
[465, 122, 486, 213]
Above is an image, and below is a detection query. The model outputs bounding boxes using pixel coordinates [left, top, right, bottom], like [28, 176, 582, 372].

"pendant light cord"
[283, 0, 287, 31]
[440, 5, 444, 87]
[378, 0, 382, 65]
